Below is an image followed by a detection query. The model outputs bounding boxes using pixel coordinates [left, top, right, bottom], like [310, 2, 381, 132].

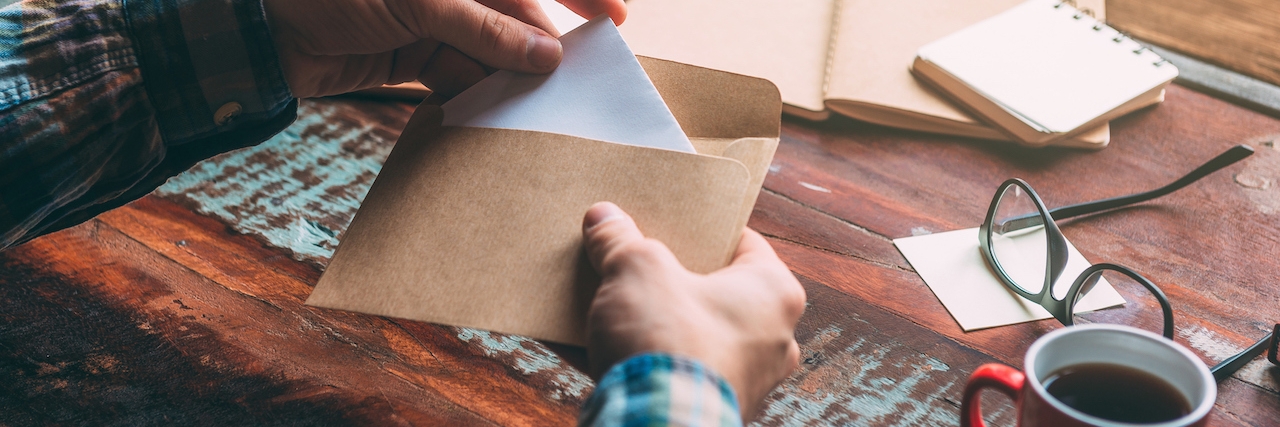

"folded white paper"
[894, 227, 1126, 331]
[442, 16, 695, 153]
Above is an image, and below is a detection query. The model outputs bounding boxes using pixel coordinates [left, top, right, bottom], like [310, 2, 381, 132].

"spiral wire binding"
[1052, 1, 1170, 68]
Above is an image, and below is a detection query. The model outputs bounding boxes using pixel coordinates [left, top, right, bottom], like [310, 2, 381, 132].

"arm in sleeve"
[579, 353, 744, 427]
[0, 0, 296, 249]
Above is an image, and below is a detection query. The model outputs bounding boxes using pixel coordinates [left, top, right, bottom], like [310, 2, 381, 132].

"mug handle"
[961, 364, 1025, 427]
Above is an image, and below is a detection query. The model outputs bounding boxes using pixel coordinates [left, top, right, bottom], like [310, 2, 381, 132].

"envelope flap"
[639, 56, 782, 139]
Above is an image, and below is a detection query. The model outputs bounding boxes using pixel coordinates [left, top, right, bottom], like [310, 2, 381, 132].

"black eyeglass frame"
[978, 178, 1176, 339]
[978, 144, 1273, 382]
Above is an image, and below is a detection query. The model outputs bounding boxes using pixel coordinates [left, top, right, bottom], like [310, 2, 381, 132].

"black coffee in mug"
[1042, 363, 1192, 423]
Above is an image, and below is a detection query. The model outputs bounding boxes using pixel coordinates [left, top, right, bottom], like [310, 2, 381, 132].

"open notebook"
[618, 0, 1120, 149]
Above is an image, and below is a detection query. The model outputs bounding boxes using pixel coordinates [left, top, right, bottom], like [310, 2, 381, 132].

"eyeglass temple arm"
[995, 146, 1253, 233]
[1210, 328, 1275, 382]
[1048, 145, 1254, 222]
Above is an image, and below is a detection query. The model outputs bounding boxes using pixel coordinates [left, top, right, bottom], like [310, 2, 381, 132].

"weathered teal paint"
[158, 101, 390, 262]
[155, 99, 593, 399]
[159, 100, 969, 417]
[162, 99, 977, 420]
[1185, 325, 1277, 393]
[456, 328, 593, 400]
[756, 326, 968, 426]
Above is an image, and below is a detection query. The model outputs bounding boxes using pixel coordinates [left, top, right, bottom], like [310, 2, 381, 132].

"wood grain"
[1108, 0, 1280, 88]
[0, 198, 587, 425]
[754, 84, 1280, 423]
[2, 83, 1278, 425]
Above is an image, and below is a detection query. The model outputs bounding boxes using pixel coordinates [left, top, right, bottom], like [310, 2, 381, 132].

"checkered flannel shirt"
[0, 0, 295, 249]
[582, 353, 743, 427]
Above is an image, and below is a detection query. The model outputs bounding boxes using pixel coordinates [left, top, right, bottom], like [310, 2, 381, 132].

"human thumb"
[582, 202, 645, 274]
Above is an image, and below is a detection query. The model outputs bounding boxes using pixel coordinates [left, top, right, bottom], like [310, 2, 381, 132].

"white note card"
[894, 227, 1126, 331]
[442, 16, 695, 153]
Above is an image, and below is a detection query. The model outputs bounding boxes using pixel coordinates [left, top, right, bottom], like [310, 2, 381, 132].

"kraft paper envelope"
[307, 57, 781, 345]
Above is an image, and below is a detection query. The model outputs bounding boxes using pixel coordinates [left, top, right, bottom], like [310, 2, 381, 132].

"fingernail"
[584, 202, 626, 233]
[527, 34, 562, 70]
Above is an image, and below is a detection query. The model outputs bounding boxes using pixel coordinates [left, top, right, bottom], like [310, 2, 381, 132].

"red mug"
[961, 325, 1215, 427]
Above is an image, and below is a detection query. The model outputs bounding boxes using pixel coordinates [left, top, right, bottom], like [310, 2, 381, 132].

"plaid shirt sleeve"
[0, 0, 296, 249]
[580, 353, 744, 427]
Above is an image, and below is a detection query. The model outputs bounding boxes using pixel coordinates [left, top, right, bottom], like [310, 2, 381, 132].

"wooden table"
[2, 83, 1278, 425]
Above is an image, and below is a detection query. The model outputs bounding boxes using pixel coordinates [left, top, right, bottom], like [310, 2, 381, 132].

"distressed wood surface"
[1107, 0, 1280, 88]
[2, 84, 1279, 425]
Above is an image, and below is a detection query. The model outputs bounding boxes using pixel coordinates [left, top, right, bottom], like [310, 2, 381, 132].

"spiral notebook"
[912, 0, 1179, 146]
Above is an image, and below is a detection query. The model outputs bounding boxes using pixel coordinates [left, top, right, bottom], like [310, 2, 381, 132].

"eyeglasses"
[979, 145, 1277, 382]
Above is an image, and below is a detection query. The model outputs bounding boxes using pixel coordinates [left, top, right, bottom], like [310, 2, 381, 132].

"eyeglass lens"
[990, 185, 1049, 295]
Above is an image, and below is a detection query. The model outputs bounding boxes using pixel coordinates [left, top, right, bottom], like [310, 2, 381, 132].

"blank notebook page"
[917, 0, 1177, 133]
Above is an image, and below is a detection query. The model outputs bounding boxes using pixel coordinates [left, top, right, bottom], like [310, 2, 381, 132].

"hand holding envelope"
[581, 201, 805, 418]
[306, 17, 784, 346]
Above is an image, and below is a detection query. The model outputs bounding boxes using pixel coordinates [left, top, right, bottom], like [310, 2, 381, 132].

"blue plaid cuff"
[580, 353, 743, 427]
[123, 0, 294, 145]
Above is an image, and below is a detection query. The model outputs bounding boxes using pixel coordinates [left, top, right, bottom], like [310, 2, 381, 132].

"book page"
[826, 0, 1105, 128]
[619, 0, 837, 114]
